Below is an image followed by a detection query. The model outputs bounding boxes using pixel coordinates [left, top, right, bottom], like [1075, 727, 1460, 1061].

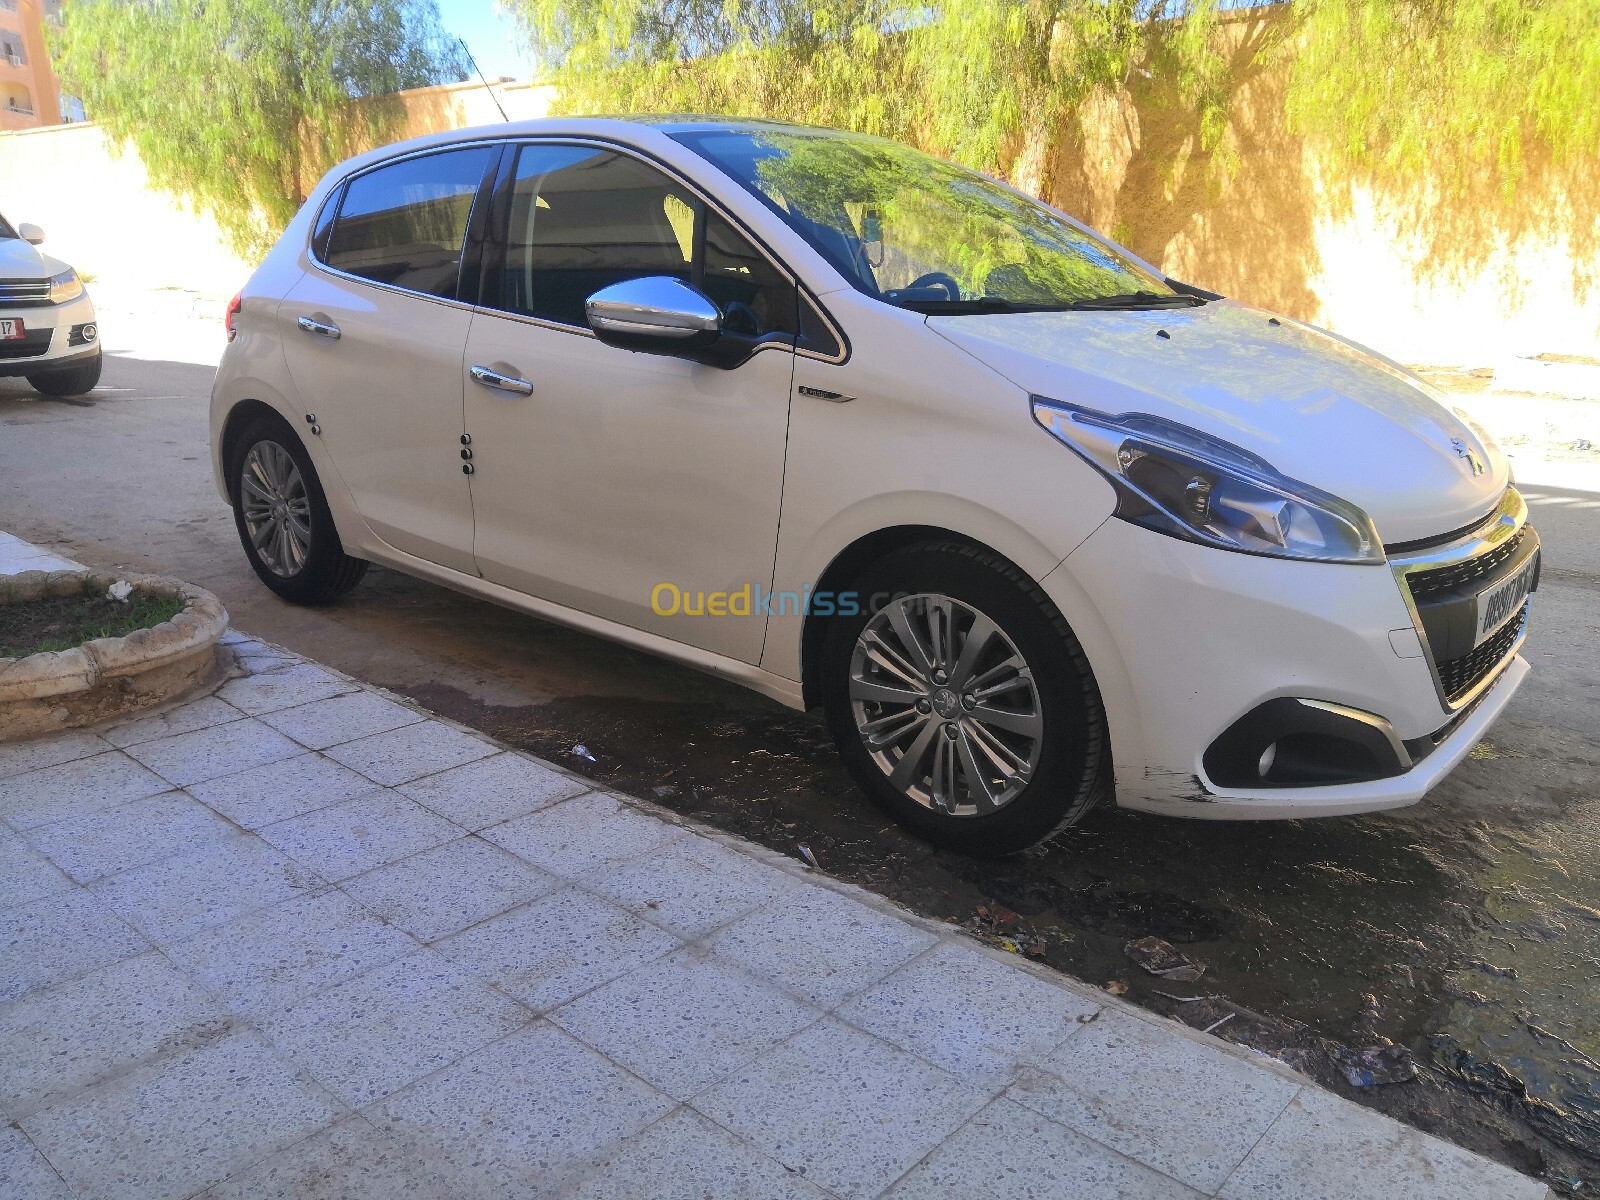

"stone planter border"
[0, 570, 228, 742]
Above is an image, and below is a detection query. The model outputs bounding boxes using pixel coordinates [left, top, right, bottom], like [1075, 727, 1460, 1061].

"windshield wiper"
[1067, 291, 1206, 310]
[901, 291, 1207, 315]
[898, 297, 1078, 315]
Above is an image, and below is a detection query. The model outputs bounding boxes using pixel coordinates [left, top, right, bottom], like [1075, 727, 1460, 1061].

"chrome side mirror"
[17, 222, 44, 245]
[586, 276, 720, 350]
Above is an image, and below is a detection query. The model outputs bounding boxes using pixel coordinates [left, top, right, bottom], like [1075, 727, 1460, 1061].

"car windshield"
[672, 127, 1180, 313]
[0, 213, 16, 240]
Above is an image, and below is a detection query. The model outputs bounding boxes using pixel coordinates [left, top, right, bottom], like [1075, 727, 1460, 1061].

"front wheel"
[28, 352, 102, 397]
[229, 413, 367, 604]
[821, 541, 1107, 857]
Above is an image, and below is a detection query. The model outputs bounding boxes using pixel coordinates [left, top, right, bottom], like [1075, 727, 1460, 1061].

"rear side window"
[486, 143, 798, 338]
[323, 146, 497, 299]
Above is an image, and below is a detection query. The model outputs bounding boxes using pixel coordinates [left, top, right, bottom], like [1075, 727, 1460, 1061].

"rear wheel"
[821, 540, 1107, 856]
[229, 413, 367, 604]
[28, 352, 102, 397]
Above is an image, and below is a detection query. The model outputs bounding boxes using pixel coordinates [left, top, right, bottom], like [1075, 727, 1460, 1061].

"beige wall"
[0, 120, 252, 292]
[1, 71, 1595, 367]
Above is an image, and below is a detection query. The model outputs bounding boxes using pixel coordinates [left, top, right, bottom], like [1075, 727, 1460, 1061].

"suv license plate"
[1473, 553, 1536, 646]
[0, 318, 22, 340]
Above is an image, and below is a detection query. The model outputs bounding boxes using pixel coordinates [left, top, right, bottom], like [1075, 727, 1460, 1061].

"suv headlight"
[1032, 396, 1383, 563]
[47, 270, 84, 304]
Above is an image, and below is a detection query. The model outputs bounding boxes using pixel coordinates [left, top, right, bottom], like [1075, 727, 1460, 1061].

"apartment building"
[2, 0, 81, 130]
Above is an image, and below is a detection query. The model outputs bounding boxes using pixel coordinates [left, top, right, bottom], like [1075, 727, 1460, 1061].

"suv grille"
[1437, 601, 1528, 703]
[0, 328, 53, 359]
[1405, 530, 1526, 602]
[0, 278, 52, 309]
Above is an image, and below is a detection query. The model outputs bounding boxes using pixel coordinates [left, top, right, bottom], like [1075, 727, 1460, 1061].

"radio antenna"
[458, 37, 510, 123]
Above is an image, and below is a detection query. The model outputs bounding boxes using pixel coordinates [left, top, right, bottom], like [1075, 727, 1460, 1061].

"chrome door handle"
[296, 316, 341, 339]
[469, 365, 534, 396]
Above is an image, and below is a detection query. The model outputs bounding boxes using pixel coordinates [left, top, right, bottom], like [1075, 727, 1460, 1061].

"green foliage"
[506, 1, 1250, 192]
[54, 0, 470, 260]
[1286, 0, 1600, 197]
[1286, 0, 1600, 285]
[511, 0, 1598, 282]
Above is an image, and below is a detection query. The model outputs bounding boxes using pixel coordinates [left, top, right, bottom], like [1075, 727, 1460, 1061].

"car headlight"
[1032, 396, 1384, 563]
[47, 270, 84, 305]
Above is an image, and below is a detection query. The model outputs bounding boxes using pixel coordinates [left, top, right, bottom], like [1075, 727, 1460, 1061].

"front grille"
[0, 328, 52, 359]
[1436, 601, 1528, 702]
[0, 278, 51, 310]
[1406, 530, 1527, 602]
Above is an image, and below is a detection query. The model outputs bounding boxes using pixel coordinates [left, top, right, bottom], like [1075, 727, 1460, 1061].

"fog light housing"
[68, 323, 98, 347]
[1204, 698, 1411, 788]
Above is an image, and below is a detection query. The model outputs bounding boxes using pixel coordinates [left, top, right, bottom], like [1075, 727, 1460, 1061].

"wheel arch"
[218, 398, 294, 506]
[799, 524, 1035, 710]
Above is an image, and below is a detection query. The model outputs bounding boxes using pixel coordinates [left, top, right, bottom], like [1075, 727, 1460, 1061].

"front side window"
[486, 143, 799, 339]
[673, 128, 1181, 314]
[323, 146, 497, 300]
[0, 212, 16, 240]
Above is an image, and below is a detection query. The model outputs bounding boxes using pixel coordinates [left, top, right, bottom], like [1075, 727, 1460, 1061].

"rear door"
[280, 143, 500, 573]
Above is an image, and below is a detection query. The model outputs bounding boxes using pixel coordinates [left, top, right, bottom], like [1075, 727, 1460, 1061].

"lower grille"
[1436, 602, 1528, 703]
[0, 328, 53, 359]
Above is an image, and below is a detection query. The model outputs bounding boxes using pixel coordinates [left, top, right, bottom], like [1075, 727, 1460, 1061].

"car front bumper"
[0, 293, 99, 377]
[1042, 505, 1532, 819]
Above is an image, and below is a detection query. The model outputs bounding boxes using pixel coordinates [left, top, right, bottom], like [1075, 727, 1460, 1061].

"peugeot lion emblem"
[1451, 437, 1486, 477]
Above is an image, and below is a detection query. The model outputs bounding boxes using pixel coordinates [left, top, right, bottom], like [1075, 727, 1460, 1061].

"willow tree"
[511, 0, 1600, 294]
[506, 0, 1247, 197]
[1286, 0, 1600, 285]
[55, 0, 470, 260]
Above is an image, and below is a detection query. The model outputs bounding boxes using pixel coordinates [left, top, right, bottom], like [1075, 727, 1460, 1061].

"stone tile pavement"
[0, 544, 1551, 1199]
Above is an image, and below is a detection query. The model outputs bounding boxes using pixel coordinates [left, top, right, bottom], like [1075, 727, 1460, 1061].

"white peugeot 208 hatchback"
[210, 117, 1539, 856]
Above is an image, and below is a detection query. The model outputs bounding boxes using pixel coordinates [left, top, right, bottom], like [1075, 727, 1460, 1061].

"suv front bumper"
[0, 293, 99, 377]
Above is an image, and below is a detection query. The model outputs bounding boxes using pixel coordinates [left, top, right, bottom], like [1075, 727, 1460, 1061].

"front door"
[461, 142, 797, 663]
[280, 144, 499, 573]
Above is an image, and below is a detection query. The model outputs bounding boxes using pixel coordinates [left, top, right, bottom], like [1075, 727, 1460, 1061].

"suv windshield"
[672, 127, 1183, 313]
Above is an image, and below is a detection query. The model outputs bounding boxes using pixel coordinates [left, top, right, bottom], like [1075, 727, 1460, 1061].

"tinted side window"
[310, 183, 344, 262]
[324, 147, 496, 299]
[490, 143, 797, 337]
[701, 210, 798, 338]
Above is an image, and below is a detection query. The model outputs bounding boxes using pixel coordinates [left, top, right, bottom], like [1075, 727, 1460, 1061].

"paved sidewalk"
[0, 533, 82, 577]
[1, 550, 1550, 1199]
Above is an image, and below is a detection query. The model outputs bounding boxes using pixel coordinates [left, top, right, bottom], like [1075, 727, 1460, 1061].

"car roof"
[317, 115, 848, 196]
[595, 115, 840, 136]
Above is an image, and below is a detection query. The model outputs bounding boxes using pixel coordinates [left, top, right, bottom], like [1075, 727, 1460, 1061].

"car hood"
[0, 236, 65, 280]
[929, 300, 1508, 546]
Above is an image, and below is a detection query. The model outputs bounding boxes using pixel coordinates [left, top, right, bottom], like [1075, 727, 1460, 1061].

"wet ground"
[3, 351, 1598, 1191]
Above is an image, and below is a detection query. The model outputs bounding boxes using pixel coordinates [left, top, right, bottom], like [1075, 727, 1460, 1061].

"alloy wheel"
[848, 592, 1044, 816]
[239, 439, 312, 578]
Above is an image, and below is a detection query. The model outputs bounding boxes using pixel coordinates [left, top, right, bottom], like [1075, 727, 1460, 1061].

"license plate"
[0, 318, 22, 340]
[1473, 553, 1536, 645]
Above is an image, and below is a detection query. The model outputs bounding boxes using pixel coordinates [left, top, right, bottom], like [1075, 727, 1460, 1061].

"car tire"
[821, 540, 1107, 857]
[229, 412, 367, 605]
[27, 352, 102, 398]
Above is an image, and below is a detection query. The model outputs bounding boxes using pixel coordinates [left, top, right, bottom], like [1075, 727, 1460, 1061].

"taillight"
[225, 292, 242, 342]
